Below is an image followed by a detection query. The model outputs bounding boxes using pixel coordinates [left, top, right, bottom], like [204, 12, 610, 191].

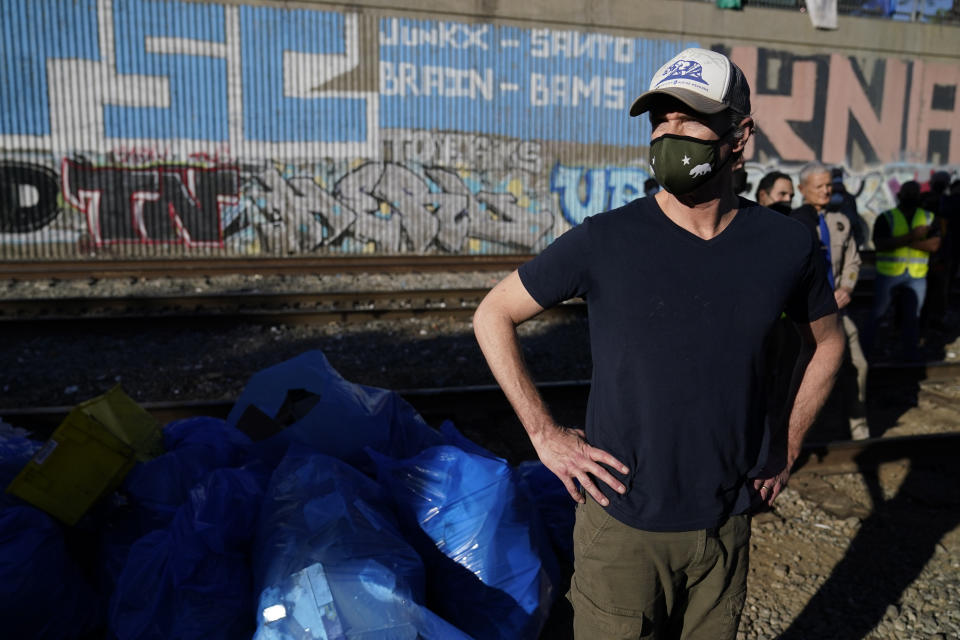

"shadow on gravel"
[777, 458, 960, 640]
[861, 302, 960, 439]
[780, 305, 960, 638]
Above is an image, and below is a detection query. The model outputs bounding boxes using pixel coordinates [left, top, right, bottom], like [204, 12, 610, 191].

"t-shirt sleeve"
[517, 220, 593, 308]
[784, 230, 839, 323]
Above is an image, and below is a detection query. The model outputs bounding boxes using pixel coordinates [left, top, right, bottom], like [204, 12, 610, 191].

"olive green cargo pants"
[567, 496, 750, 639]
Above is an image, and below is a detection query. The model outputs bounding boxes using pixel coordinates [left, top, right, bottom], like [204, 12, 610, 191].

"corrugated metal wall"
[1, 0, 958, 260]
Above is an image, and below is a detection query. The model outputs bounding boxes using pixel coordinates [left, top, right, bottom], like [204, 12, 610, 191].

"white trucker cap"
[629, 47, 751, 117]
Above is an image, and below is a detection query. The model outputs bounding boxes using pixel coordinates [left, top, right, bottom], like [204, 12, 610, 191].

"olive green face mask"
[648, 131, 733, 195]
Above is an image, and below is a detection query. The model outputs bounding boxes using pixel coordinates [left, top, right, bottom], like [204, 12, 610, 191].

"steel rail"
[870, 359, 960, 382]
[3, 286, 957, 384]
[0, 288, 584, 325]
[0, 251, 886, 280]
[0, 255, 532, 280]
[3, 382, 957, 476]
[795, 432, 960, 475]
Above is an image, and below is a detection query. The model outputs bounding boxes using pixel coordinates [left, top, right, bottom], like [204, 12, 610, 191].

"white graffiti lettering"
[530, 73, 625, 108]
[380, 62, 494, 100]
[529, 29, 634, 63]
[383, 131, 542, 173]
[235, 161, 553, 254]
[379, 19, 490, 50]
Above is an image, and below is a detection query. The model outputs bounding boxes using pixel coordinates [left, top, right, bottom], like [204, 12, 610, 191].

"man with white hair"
[791, 163, 869, 440]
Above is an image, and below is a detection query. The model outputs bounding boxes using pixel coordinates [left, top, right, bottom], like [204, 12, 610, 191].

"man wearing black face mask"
[473, 47, 844, 639]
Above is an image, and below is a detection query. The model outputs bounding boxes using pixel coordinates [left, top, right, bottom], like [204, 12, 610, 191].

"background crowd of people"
[750, 164, 958, 439]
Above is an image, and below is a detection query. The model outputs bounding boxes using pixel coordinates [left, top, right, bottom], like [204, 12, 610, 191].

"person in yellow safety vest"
[863, 180, 941, 363]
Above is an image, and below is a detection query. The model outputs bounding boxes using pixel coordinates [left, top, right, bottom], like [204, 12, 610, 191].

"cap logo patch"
[656, 60, 707, 87]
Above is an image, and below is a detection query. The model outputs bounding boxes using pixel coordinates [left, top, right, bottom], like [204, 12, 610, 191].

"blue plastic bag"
[439, 421, 569, 572]
[162, 415, 255, 464]
[0, 428, 44, 509]
[0, 431, 42, 488]
[371, 444, 558, 640]
[123, 417, 255, 530]
[252, 449, 469, 640]
[0, 506, 102, 639]
[227, 350, 443, 471]
[97, 501, 150, 599]
[438, 419, 498, 458]
[109, 466, 266, 640]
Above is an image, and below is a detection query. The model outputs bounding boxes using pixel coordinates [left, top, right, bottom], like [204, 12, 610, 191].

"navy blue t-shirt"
[518, 196, 837, 531]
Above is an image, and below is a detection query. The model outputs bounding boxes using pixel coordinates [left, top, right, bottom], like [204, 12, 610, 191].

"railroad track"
[3, 287, 957, 381]
[0, 255, 532, 280]
[3, 381, 958, 477]
[0, 269, 902, 326]
[869, 359, 960, 382]
[0, 288, 585, 325]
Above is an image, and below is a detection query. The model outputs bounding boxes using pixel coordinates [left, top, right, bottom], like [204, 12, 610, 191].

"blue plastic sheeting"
[437, 420, 569, 570]
[516, 460, 576, 564]
[227, 350, 443, 471]
[123, 416, 256, 530]
[252, 450, 470, 639]
[438, 421, 573, 565]
[0, 505, 103, 639]
[371, 443, 558, 640]
[110, 466, 267, 640]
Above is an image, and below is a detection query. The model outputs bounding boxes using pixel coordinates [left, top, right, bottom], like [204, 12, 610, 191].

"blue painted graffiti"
[0, 0, 100, 136]
[240, 6, 368, 143]
[108, 0, 229, 141]
[0, 0, 371, 150]
[0, 1, 694, 152]
[550, 164, 650, 225]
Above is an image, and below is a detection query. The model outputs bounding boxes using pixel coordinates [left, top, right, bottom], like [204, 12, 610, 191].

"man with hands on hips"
[473, 48, 845, 639]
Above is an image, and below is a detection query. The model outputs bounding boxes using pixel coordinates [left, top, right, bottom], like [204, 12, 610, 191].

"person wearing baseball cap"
[473, 48, 844, 639]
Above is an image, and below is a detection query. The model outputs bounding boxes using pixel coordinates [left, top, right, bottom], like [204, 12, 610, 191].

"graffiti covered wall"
[1, 0, 958, 258]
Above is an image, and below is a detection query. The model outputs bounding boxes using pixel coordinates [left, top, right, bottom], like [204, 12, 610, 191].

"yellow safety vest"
[875, 207, 934, 278]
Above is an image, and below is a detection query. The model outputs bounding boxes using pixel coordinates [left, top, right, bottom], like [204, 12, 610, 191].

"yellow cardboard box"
[6, 385, 163, 525]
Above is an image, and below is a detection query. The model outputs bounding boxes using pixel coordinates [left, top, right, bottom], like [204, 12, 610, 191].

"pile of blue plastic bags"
[0, 350, 575, 639]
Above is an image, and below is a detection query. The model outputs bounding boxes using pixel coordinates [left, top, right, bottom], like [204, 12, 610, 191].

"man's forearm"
[875, 234, 914, 251]
[473, 303, 557, 443]
[783, 322, 846, 466]
[473, 272, 629, 504]
[911, 237, 941, 253]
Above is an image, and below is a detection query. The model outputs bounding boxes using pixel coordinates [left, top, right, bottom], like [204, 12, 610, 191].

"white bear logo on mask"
[689, 163, 712, 177]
